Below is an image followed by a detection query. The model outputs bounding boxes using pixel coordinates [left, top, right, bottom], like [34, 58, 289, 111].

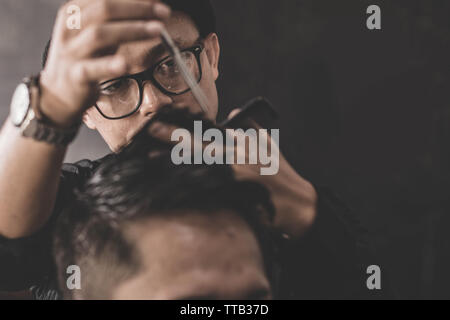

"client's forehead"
[114, 209, 269, 299]
[115, 12, 200, 76]
[126, 209, 263, 271]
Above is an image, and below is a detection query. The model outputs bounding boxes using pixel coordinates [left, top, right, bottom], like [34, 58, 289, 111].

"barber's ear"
[83, 109, 97, 130]
[204, 33, 220, 81]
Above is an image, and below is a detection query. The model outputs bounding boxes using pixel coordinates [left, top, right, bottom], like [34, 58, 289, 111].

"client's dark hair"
[42, 0, 216, 68]
[54, 108, 278, 300]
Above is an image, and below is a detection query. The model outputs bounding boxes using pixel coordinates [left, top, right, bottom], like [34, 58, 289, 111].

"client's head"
[54, 118, 277, 300]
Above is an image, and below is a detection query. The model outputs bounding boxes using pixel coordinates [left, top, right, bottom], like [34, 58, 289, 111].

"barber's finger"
[148, 121, 216, 154]
[68, 21, 163, 58]
[148, 122, 200, 147]
[148, 121, 180, 143]
[53, 0, 99, 40]
[226, 108, 264, 130]
[70, 56, 127, 84]
[63, 0, 93, 10]
[227, 108, 241, 120]
[81, 0, 170, 27]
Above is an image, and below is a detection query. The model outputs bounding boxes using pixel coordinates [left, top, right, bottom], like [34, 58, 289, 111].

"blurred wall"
[214, 0, 450, 299]
[0, 0, 449, 298]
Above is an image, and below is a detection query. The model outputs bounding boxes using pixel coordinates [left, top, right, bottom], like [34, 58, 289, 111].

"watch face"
[10, 83, 30, 126]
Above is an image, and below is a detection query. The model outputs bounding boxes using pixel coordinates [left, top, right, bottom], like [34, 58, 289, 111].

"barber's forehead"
[115, 12, 200, 75]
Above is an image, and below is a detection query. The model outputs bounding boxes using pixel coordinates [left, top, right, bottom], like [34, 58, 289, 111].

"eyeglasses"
[95, 44, 204, 120]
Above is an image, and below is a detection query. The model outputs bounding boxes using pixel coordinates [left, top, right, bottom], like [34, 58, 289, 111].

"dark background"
[1, 0, 449, 299]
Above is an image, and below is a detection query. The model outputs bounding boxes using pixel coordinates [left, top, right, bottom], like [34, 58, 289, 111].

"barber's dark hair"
[54, 107, 279, 300]
[164, 0, 216, 38]
[42, 0, 216, 68]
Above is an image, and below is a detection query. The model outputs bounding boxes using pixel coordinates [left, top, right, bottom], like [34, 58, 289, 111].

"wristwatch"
[9, 75, 80, 146]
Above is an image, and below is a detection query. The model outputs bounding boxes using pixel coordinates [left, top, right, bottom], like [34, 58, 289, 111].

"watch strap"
[20, 75, 80, 146]
[22, 115, 79, 146]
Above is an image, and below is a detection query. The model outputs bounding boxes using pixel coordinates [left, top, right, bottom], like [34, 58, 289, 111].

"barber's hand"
[39, 0, 171, 127]
[226, 109, 318, 238]
[148, 110, 318, 239]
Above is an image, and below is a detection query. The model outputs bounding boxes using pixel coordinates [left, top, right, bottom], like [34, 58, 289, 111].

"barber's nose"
[139, 81, 173, 116]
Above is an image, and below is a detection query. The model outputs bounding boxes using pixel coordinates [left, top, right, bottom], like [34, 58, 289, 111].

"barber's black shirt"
[0, 155, 392, 299]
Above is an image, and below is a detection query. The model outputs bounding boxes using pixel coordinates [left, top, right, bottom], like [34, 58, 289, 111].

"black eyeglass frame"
[95, 44, 204, 120]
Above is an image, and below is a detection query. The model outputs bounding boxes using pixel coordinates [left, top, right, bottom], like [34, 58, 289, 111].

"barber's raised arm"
[0, 121, 67, 238]
[0, 0, 171, 239]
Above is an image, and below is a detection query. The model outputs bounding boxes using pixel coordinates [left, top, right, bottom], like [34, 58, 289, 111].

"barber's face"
[83, 12, 220, 152]
[113, 210, 272, 300]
